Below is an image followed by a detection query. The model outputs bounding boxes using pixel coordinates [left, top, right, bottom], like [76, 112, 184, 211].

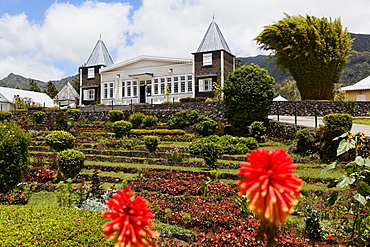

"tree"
[71, 76, 80, 94]
[44, 81, 59, 99]
[223, 64, 275, 133]
[28, 79, 41, 92]
[277, 79, 301, 101]
[255, 14, 353, 100]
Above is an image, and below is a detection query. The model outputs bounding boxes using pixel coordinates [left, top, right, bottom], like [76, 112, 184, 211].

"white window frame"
[87, 68, 95, 79]
[203, 53, 212, 66]
[83, 89, 95, 100]
[199, 78, 213, 92]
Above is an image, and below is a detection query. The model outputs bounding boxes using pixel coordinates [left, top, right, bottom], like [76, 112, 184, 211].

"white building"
[0, 86, 55, 111]
[79, 19, 235, 105]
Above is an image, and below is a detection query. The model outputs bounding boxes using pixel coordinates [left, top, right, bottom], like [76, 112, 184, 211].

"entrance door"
[140, 85, 146, 103]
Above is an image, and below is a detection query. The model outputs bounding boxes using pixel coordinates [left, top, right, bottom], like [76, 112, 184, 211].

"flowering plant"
[102, 187, 159, 247]
[237, 149, 302, 246]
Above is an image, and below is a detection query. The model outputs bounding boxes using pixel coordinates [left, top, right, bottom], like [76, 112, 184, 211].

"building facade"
[80, 19, 234, 105]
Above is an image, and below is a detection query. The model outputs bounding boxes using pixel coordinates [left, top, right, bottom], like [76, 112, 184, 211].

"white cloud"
[1, 0, 370, 81]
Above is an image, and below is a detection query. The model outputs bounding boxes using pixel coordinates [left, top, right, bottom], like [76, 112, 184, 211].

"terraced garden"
[0, 118, 365, 247]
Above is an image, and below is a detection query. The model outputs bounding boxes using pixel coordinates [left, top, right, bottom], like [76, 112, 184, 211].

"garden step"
[28, 146, 246, 161]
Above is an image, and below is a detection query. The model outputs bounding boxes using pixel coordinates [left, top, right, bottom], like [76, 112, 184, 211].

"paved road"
[268, 115, 370, 136]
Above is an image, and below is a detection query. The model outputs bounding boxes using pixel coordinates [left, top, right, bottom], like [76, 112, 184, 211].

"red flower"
[102, 187, 159, 247]
[237, 149, 302, 225]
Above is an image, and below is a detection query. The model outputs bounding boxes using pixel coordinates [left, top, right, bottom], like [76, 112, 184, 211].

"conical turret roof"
[85, 39, 114, 67]
[196, 18, 232, 54]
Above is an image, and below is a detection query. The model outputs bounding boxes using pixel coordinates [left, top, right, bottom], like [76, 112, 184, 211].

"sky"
[1, 0, 370, 81]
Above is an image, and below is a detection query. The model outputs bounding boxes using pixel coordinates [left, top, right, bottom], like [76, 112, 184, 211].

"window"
[146, 80, 152, 96]
[160, 78, 165, 94]
[104, 84, 108, 99]
[133, 81, 137, 97]
[167, 78, 172, 94]
[173, 77, 179, 93]
[187, 75, 193, 92]
[83, 89, 95, 100]
[127, 81, 131, 97]
[203, 53, 212, 66]
[199, 78, 212, 92]
[154, 79, 159, 95]
[109, 83, 114, 98]
[87, 68, 95, 79]
[122, 82, 125, 97]
[180, 76, 186, 93]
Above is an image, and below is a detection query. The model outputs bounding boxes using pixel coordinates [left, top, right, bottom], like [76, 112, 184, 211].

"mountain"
[0, 73, 78, 91]
[239, 33, 370, 86]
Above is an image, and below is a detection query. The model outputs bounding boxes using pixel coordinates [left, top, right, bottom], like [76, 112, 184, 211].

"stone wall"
[10, 100, 370, 127]
[271, 101, 370, 117]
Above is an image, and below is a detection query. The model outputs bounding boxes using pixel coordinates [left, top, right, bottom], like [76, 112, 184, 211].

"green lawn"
[353, 118, 370, 125]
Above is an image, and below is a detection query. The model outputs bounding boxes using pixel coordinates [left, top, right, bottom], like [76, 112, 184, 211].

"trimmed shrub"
[129, 112, 146, 128]
[0, 111, 12, 121]
[45, 131, 75, 152]
[0, 121, 31, 193]
[57, 149, 85, 179]
[320, 113, 353, 162]
[248, 121, 267, 142]
[32, 111, 45, 124]
[130, 129, 185, 136]
[66, 109, 82, 121]
[188, 141, 222, 169]
[168, 109, 201, 128]
[194, 120, 218, 136]
[295, 128, 319, 156]
[224, 64, 275, 133]
[108, 110, 124, 122]
[0, 205, 112, 246]
[142, 115, 158, 128]
[322, 113, 352, 141]
[54, 111, 70, 131]
[143, 136, 160, 152]
[110, 120, 132, 138]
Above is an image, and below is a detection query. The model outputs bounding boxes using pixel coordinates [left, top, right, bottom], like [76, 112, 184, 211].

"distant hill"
[0, 73, 78, 91]
[239, 33, 370, 87]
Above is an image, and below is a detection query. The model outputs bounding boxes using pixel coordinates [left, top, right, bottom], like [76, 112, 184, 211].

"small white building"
[0, 86, 55, 111]
[57, 82, 80, 107]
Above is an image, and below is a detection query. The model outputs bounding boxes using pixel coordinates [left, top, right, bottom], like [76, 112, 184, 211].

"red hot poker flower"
[102, 187, 159, 247]
[237, 149, 302, 226]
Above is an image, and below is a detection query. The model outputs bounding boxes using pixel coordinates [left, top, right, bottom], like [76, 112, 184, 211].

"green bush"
[223, 64, 275, 133]
[57, 149, 85, 179]
[32, 111, 45, 124]
[0, 121, 31, 193]
[110, 120, 132, 138]
[248, 121, 267, 142]
[130, 129, 185, 136]
[321, 113, 353, 162]
[0, 205, 112, 246]
[66, 109, 82, 121]
[188, 140, 222, 169]
[45, 131, 75, 152]
[0, 111, 12, 121]
[322, 113, 352, 141]
[108, 110, 124, 122]
[129, 112, 146, 128]
[143, 135, 160, 152]
[295, 128, 319, 155]
[54, 111, 70, 131]
[168, 109, 201, 128]
[194, 120, 218, 136]
[142, 115, 158, 128]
